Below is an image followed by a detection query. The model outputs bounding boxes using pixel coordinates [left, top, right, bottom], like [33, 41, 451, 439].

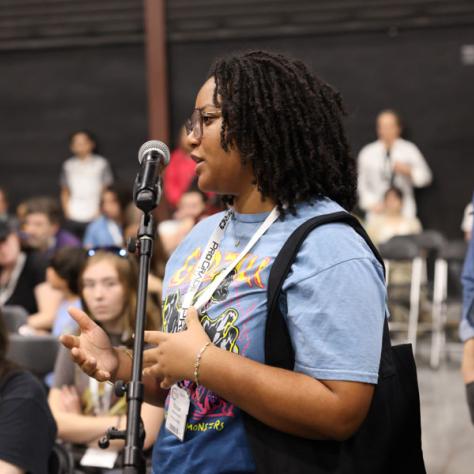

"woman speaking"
[60, 50, 395, 473]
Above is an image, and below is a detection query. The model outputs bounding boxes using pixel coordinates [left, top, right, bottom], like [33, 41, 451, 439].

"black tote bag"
[242, 212, 426, 474]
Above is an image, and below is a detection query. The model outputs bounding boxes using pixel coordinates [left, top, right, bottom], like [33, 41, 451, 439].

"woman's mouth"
[191, 154, 204, 165]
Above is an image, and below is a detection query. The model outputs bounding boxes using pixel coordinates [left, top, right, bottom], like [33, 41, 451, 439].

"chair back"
[6, 333, 59, 378]
[379, 235, 421, 261]
[1, 305, 28, 333]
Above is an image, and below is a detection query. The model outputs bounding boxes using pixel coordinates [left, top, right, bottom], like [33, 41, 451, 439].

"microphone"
[133, 140, 170, 213]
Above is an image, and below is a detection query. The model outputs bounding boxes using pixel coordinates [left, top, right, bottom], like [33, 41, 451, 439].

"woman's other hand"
[60, 307, 119, 382]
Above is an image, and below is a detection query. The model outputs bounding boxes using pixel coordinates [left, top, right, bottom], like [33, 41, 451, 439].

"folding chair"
[1, 305, 28, 332]
[430, 239, 467, 368]
[6, 333, 59, 379]
[379, 235, 424, 353]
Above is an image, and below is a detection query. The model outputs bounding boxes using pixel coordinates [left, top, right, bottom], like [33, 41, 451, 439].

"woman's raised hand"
[60, 307, 119, 382]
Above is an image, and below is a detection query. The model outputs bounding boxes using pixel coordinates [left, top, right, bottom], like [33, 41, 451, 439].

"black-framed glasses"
[86, 246, 128, 258]
[184, 107, 221, 141]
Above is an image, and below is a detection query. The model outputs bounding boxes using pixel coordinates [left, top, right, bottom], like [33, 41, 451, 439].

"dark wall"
[169, 25, 474, 237]
[1, 19, 473, 238]
[0, 44, 148, 206]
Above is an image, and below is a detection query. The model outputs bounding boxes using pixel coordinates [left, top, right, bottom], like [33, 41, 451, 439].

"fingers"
[70, 347, 110, 381]
[60, 334, 80, 350]
[142, 349, 156, 368]
[185, 307, 201, 328]
[67, 307, 97, 332]
[143, 330, 166, 345]
[142, 363, 160, 378]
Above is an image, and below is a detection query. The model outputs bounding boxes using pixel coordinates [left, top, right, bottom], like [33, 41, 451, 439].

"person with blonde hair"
[48, 248, 162, 471]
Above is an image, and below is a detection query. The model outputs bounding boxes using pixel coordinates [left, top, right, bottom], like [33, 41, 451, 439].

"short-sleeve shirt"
[60, 155, 113, 223]
[152, 198, 387, 474]
[0, 370, 57, 474]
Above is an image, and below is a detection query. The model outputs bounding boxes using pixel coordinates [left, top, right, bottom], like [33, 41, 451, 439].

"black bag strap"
[266, 211, 394, 376]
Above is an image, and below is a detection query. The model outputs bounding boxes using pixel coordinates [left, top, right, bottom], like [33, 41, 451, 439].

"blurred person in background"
[83, 184, 130, 248]
[461, 192, 474, 423]
[46, 246, 86, 338]
[0, 186, 11, 222]
[159, 182, 209, 255]
[22, 196, 80, 258]
[0, 219, 61, 327]
[60, 130, 114, 240]
[0, 311, 57, 474]
[365, 186, 422, 246]
[48, 249, 163, 471]
[358, 109, 432, 220]
[461, 201, 473, 241]
[163, 126, 196, 210]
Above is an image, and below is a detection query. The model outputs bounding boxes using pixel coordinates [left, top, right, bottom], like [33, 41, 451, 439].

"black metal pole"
[122, 212, 155, 473]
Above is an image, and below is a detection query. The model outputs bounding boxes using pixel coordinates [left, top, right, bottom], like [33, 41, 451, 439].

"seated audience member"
[60, 130, 114, 239]
[159, 184, 208, 255]
[0, 220, 61, 327]
[357, 109, 432, 220]
[462, 201, 473, 241]
[0, 312, 57, 474]
[48, 249, 163, 471]
[22, 196, 81, 258]
[83, 185, 130, 248]
[365, 186, 422, 246]
[47, 247, 86, 337]
[163, 126, 196, 210]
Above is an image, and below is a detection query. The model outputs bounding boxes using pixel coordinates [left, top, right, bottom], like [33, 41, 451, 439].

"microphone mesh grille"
[138, 140, 170, 165]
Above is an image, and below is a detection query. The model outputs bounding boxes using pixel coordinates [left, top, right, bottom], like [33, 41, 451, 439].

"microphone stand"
[99, 185, 160, 474]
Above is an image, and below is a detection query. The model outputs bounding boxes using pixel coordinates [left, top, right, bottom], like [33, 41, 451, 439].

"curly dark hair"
[209, 50, 357, 214]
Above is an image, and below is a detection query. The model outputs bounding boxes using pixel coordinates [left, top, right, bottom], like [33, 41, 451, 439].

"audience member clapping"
[83, 184, 130, 248]
[48, 248, 163, 471]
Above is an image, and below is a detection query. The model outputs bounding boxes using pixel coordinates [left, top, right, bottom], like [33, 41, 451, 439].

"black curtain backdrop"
[1, 25, 473, 237]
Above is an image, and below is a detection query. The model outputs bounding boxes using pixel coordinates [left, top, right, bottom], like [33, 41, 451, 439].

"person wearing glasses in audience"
[60, 51, 388, 473]
[48, 248, 163, 471]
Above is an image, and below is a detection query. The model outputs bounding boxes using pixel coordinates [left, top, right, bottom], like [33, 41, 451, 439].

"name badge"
[166, 384, 190, 442]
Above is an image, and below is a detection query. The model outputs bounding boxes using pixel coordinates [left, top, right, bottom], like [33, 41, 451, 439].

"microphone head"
[138, 140, 170, 165]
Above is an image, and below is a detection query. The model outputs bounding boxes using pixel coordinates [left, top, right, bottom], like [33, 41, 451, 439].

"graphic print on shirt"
[162, 247, 272, 430]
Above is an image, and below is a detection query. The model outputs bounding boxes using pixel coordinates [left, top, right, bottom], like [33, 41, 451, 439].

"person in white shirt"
[60, 130, 113, 239]
[357, 110, 432, 220]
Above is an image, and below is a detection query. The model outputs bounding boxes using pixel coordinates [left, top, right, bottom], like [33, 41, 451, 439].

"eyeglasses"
[184, 108, 221, 141]
[87, 246, 128, 258]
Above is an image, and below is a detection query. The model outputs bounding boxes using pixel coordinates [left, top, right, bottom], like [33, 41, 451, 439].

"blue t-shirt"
[152, 198, 387, 474]
[83, 215, 123, 248]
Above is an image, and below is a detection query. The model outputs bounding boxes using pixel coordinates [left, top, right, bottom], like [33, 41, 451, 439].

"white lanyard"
[178, 206, 279, 330]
